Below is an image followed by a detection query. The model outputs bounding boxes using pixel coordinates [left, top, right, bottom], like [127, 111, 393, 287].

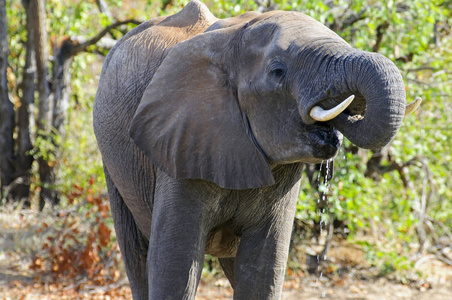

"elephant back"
[94, 0, 217, 127]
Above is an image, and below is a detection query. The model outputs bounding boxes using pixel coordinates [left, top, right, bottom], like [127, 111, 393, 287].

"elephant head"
[129, 9, 416, 190]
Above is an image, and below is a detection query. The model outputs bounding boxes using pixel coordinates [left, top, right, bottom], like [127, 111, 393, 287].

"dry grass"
[1, 204, 452, 299]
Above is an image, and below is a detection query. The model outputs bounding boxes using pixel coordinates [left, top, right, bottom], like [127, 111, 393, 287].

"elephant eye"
[270, 68, 286, 78]
[269, 62, 287, 80]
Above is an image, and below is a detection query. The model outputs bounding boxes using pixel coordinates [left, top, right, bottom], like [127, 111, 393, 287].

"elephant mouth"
[309, 124, 342, 160]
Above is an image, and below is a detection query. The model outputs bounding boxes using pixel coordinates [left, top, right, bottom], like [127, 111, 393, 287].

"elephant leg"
[147, 177, 209, 299]
[219, 257, 235, 288]
[233, 224, 293, 299]
[233, 199, 298, 299]
[104, 167, 149, 300]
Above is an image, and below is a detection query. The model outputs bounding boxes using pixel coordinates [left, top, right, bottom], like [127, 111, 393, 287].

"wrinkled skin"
[93, 1, 407, 299]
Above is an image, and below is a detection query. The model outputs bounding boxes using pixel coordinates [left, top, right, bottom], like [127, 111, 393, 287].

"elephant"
[93, 1, 420, 299]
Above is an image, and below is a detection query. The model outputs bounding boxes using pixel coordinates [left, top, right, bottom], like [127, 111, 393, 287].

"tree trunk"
[43, 38, 76, 209]
[30, 0, 58, 209]
[52, 38, 74, 143]
[0, 0, 15, 200]
[8, 0, 36, 206]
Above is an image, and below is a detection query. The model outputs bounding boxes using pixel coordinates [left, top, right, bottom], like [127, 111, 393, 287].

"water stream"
[315, 158, 334, 297]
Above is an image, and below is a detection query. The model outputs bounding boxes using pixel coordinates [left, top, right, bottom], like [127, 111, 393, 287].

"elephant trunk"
[301, 50, 406, 150]
[331, 52, 406, 149]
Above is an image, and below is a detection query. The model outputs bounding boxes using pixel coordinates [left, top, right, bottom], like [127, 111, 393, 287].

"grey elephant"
[93, 1, 419, 299]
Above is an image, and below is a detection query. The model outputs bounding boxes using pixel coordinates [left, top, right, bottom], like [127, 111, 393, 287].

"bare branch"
[406, 77, 436, 87]
[406, 66, 440, 73]
[95, 0, 113, 19]
[372, 22, 389, 52]
[434, 254, 452, 267]
[71, 36, 117, 54]
[365, 150, 422, 187]
[426, 215, 452, 241]
[340, 9, 367, 30]
[71, 19, 141, 55]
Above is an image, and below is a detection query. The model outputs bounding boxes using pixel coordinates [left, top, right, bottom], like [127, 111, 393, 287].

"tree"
[0, 0, 15, 199]
[12, 0, 35, 203]
[32, 0, 56, 209]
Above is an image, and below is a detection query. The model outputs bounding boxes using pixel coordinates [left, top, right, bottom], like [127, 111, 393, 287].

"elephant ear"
[129, 28, 274, 190]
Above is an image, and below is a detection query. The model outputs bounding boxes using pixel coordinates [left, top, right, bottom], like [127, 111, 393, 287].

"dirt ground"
[1, 207, 452, 299]
[197, 276, 452, 300]
[1, 272, 452, 300]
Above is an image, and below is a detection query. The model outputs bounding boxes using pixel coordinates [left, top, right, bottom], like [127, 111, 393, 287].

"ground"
[1, 206, 452, 299]
[2, 271, 452, 299]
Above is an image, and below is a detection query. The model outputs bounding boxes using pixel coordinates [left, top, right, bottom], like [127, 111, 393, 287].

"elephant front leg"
[147, 178, 210, 299]
[233, 195, 298, 299]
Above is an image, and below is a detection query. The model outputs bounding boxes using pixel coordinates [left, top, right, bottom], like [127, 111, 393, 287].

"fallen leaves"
[0, 281, 133, 300]
[29, 177, 121, 286]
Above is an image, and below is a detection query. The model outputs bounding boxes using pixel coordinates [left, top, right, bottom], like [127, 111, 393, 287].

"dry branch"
[70, 19, 141, 55]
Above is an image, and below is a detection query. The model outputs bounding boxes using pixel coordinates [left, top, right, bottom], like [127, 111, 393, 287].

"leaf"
[98, 222, 111, 247]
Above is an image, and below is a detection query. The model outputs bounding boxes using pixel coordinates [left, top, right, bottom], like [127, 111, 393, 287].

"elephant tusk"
[405, 97, 422, 116]
[309, 95, 355, 122]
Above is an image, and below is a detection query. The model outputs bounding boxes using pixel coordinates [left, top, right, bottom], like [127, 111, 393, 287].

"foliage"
[57, 52, 106, 197]
[29, 178, 121, 284]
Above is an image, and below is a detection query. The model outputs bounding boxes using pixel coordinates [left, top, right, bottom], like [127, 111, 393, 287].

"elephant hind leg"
[104, 167, 149, 299]
[219, 257, 235, 289]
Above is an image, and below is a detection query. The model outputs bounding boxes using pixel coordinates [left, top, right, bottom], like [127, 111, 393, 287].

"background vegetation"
[1, 0, 451, 292]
